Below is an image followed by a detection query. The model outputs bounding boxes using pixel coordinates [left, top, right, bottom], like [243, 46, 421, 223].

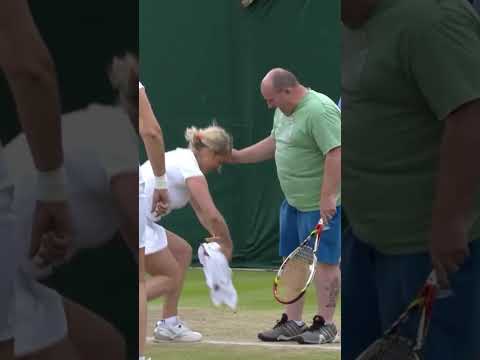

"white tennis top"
[140, 148, 204, 212]
[5, 104, 138, 273]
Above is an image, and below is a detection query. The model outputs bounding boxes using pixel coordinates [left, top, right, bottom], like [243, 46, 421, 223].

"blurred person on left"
[0, 1, 73, 358]
[5, 55, 140, 360]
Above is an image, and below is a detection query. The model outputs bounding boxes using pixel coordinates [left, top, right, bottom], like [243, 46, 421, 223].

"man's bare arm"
[430, 99, 480, 286]
[229, 135, 275, 164]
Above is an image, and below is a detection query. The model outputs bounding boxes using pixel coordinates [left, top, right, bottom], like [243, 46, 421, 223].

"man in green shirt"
[229, 68, 341, 344]
[342, 0, 480, 358]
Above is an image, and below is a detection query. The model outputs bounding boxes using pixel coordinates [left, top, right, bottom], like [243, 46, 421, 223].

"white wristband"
[36, 166, 68, 201]
[154, 175, 168, 190]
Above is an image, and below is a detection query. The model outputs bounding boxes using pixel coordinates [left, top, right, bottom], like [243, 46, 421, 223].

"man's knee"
[316, 262, 340, 274]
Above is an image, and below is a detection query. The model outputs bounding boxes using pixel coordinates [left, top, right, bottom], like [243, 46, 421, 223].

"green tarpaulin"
[140, 0, 340, 267]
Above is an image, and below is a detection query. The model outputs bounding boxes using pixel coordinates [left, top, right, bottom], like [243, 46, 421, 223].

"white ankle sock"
[294, 320, 304, 326]
[164, 315, 179, 326]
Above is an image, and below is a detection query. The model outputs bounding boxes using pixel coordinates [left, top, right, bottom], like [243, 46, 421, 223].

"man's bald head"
[260, 68, 306, 115]
[262, 68, 299, 93]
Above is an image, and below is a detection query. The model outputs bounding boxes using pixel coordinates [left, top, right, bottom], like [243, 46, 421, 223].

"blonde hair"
[185, 123, 233, 156]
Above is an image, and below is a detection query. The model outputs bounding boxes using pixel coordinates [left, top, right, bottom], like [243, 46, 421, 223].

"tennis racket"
[356, 270, 451, 360]
[273, 221, 324, 304]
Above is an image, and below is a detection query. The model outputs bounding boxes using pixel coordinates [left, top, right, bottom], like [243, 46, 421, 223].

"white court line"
[147, 337, 341, 351]
[190, 266, 276, 272]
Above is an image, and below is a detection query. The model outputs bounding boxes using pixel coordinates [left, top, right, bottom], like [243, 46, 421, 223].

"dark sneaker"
[258, 313, 308, 342]
[294, 315, 338, 344]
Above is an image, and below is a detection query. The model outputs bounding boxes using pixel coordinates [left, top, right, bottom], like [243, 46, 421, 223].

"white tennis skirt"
[139, 165, 167, 254]
[144, 220, 167, 255]
[14, 269, 67, 357]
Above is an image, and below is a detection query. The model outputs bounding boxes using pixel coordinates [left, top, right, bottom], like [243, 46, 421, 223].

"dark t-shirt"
[342, 0, 480, 254]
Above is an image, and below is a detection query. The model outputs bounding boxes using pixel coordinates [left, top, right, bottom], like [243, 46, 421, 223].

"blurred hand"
[320, 194, 337, 225]
[205, 235, 232, 261]
[30, 200, 73, 267]
[151, 188, 170, 217]
[429, 218, 469, 288]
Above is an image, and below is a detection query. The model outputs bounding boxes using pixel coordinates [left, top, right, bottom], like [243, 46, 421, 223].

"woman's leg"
[17, 298, 125, 360]
[63, 299, 126, 360]
[145, 245, 180, 301]
[155, 230, 192, 319]
[16, 338, 80, 360]
[0, 340, 14, 360]
[146, 231, 201, 342]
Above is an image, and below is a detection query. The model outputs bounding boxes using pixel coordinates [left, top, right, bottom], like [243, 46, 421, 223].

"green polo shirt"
[272, 89, 341, 212]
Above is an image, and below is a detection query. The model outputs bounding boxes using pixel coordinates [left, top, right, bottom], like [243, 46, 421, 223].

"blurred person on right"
[469, 0, 480, 13]
[342, 0, 480, 359]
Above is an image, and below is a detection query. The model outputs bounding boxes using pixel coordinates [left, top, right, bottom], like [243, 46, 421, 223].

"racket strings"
[273, 226, 322, 304]
[294, 246, 314, 264]
[276, 258, 312, 301]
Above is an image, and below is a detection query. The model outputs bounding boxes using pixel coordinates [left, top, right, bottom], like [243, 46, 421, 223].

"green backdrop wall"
[140, 0, 340, 267]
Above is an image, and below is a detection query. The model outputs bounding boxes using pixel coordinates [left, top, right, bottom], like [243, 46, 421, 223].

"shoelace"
[307, 315, 326, 331]
[273, 313, 289, 328]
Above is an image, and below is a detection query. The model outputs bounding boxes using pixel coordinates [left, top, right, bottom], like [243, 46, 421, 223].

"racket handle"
[317, 218, 332, 231]
[426, 270, 438, 285]
[427, 270, 454, 298]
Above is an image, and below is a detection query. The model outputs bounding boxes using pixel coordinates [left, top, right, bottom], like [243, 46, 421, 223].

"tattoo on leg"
[326, 277, 340, 308]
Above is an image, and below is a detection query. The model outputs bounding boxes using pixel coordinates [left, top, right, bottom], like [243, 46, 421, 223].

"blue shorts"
[341, 229, 480, 360]
[279, 200, 341, 265]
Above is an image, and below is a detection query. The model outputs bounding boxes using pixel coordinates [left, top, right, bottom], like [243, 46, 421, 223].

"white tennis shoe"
[153, 320, 202, 342]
